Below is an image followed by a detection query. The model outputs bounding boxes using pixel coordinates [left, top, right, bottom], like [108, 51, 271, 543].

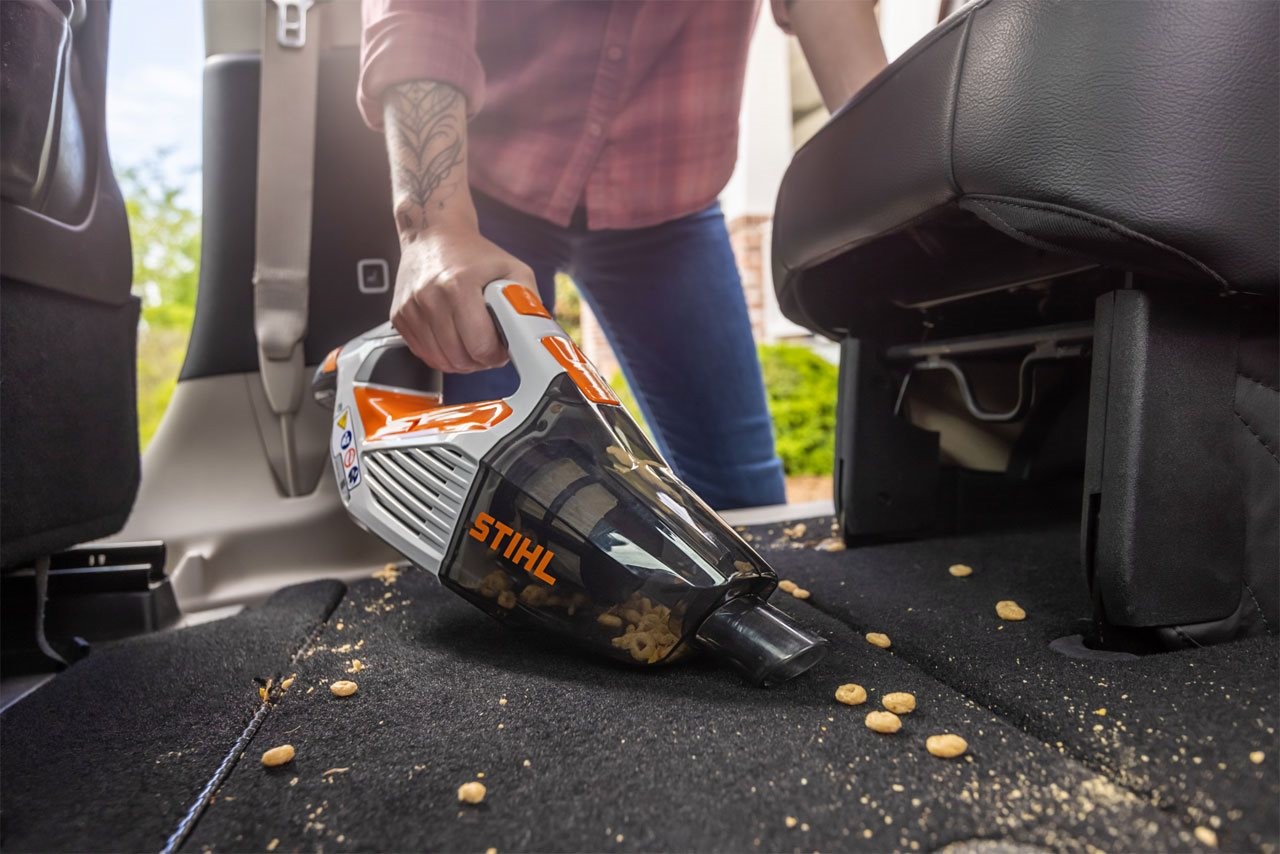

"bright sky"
[106, 0, 205, 206]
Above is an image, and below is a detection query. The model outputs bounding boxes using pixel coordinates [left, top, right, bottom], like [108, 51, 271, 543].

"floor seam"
[159, 591, 347, 854]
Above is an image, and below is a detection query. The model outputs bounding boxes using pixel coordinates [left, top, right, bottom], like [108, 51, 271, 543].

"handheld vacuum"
[313, 280, 828, 685]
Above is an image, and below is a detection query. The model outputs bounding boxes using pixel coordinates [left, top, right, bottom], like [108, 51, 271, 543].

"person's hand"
[391, 223, 536, 374]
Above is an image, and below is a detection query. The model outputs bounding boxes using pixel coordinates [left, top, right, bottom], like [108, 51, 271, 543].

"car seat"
[771, 0, 1278, 650]
[0, 0, 139, 568]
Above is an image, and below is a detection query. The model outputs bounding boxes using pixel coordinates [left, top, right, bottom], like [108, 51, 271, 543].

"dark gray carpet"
[186, 569, 1193, 853]
[0, 580, 345, 852]
[751, 517, 1280, 853]
[3, 518, 1275, 852]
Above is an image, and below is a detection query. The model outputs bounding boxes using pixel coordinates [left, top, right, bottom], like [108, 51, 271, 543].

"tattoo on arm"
[384, 81, 466, 233]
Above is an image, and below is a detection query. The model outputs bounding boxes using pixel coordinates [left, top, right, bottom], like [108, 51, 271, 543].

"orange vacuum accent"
[540, 336, 621, 406]
[504, 284, 552, 318]
[354, 386, 510, 442]
[321, 346, 342, 374]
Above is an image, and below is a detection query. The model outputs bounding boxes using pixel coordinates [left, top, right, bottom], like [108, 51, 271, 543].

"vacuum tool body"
[315, 280, 827, 685]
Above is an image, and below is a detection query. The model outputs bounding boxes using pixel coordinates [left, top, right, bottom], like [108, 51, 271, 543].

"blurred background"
[108, 0, 943, 502]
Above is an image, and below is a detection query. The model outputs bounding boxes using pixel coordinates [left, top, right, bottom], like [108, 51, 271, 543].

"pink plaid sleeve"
[358, 0, 486, 129]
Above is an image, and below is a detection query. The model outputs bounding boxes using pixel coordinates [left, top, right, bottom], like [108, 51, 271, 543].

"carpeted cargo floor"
[748, 517, 1280, 853]
[1, 520, 1276, 852]
[0, 580, 344, 852]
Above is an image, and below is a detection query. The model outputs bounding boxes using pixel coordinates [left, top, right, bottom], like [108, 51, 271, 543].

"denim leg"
[441, 194, 569, 404]
[569, 204, 787, 510]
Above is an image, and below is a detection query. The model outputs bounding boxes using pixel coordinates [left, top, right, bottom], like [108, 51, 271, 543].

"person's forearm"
[383, 80, 475, 239]
[789, 0, 887, 113]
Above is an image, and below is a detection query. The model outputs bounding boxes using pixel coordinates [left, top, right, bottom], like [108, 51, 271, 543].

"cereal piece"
[267, 839, 279, 851]
[597, 613, 624, 628]
[485, 848, 497, 854]
[926, 734, 968, 758]
[734, 559, 755, 573]
[519, 585, 551, 606]
[1194, 826, 1218, 848]
[948, 564, 973, 578]
[478, 571, 510, 599]
[834, 684, 867, 706]
[784, 816, 798, 829]
[497, 590, 517, 609]
[995, 600, 1027, 621]
[791, 587, 811, 600]
[280, 675, 296, 691]
[814, 537, 846, 552]
[261, 745, 295, 767]
[777, 580, 799, 594]
[783, 522, 807, 538]
[330, 680, 358, 697]
[882, 692, 916, 714]
[372, 563, 401, 585]
[457, 781, 487, 804]
[865, 711, 902, 734]
[347, 659, 364, 673]
[621, 608, 643, 624]
[1250, 751, 1265, 764]
[866, 632, 891, 649]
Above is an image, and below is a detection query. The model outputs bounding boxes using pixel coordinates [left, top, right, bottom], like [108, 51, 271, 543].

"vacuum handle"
[481, 279, 620, 406]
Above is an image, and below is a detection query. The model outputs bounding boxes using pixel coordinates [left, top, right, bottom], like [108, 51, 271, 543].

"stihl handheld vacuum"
[313, 280, 827, 685]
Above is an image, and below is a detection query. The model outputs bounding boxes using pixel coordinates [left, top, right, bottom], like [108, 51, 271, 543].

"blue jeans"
[445, 193, 787, 510]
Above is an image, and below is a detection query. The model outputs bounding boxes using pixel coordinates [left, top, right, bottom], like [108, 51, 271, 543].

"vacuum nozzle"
[695, 595, 828, 687]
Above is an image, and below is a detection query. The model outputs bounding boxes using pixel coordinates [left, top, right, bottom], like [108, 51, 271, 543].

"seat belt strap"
[253, 0, 322, 495]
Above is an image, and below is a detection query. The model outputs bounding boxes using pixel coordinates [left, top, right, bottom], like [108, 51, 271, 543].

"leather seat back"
[772, 0, 1279, 340]
[0, 0, 140, 567]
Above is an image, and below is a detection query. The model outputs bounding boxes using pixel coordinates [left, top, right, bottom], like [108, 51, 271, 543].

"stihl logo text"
[468, 513, 557, 586]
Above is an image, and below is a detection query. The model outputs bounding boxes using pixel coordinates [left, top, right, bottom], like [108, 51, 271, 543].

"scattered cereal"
[330, 680, 358, 697]
[783, 523, 807, 538]
[926, 734, 968, 758]
[267, 839, 279, 851]
[784, 816, 798, 829]
[347, 659, 364, 673]
[261, 745, 295, 767]
[835, 684, 868, 706]
[882, 692, 916, 714]
[948, 564, 973, 578]
[497, 590, 517, 609]
[995, 600, 1026, 621]
[1194, 826, 1218, 848]
[457, 781, 487, 804]
[499, 697, 508, 706]
[373, 563, 401, 585]
[485, 848, 497, 854]
[1093, 708, 1107, 716]
[597, 613, 624, 628]
[778, 580, 798, 594]
[814, 537, 846, 552]
[866, 632, 891, 649]
[865, 711, 902, 734]
[791, 587, 812, 600]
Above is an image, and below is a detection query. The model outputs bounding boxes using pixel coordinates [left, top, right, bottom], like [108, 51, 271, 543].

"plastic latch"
[271, 0, 315, 48]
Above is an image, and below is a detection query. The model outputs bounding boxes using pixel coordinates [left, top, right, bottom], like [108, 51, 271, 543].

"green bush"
[608, 341, 837, 476]
[758, 342, 837, 476]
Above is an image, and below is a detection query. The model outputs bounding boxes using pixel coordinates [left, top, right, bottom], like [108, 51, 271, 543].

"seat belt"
[253, 0, 322, 495]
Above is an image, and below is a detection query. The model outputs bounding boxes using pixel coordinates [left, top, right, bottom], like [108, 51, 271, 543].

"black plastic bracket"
[834, 338, 941, 543]
[1082, 289, 1246, 637]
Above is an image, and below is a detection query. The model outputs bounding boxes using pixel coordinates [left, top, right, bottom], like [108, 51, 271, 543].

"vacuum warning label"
[332, 406, 361, 498]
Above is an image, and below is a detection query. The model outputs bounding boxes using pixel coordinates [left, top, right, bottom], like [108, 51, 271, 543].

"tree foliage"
[119, 152, 201, 446]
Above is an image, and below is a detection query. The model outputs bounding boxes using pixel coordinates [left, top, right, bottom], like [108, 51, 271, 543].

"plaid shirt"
[360, 0, 790, 230]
